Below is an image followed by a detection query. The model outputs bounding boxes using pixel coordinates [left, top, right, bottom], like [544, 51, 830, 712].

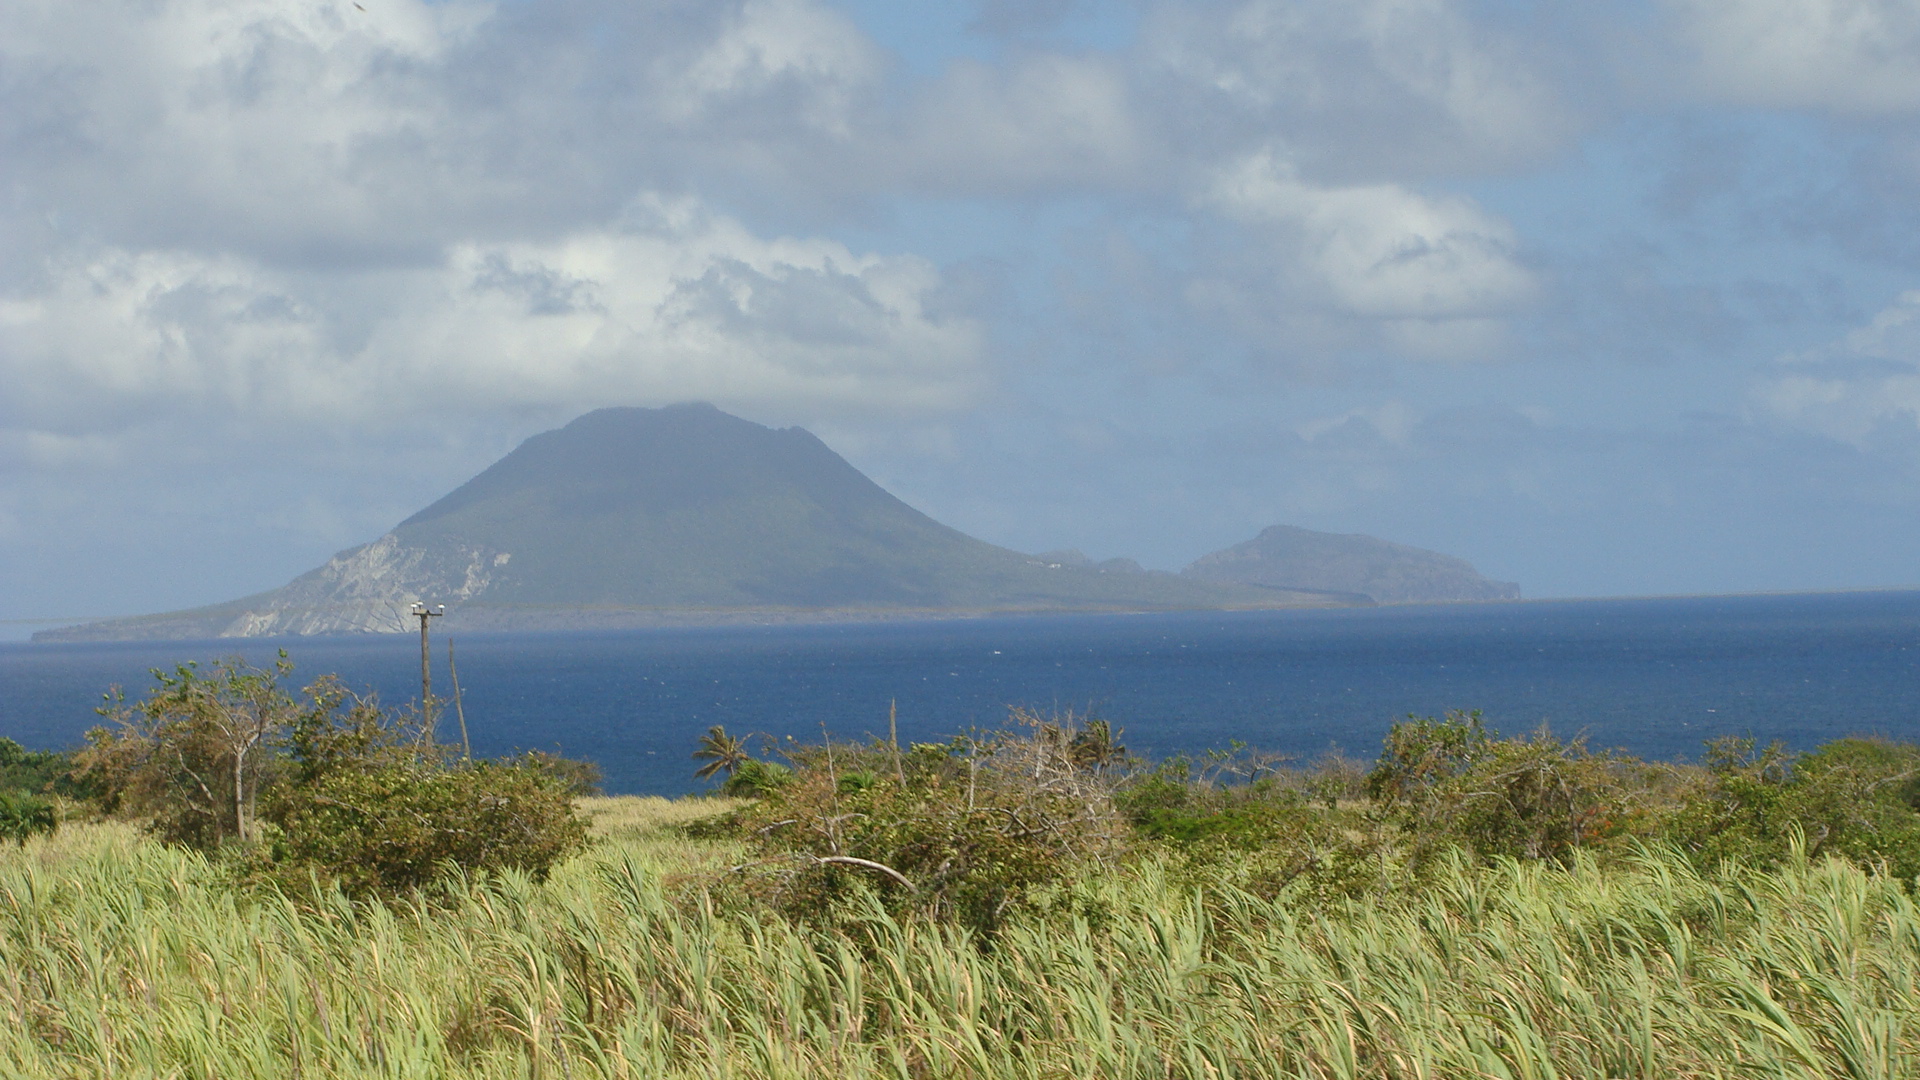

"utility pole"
[410, 602, 444, 726]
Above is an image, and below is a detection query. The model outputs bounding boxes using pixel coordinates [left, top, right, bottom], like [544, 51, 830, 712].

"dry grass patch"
[579, 794, 744, 839]
[579, 794, 747, 871]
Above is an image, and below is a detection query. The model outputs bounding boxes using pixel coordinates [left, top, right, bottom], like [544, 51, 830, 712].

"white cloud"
[0, 430, 127, 470]
[1298, 400, 1420, 445]
[398, 199, 987, 416]
[1200, 152, 1534, 344]
[895, 54, 1143, 192]
[1759, 370, 1920, 443]
[1753, 290, 1920, 446]
[1146, 0, 1575, 175]
[0, 0, 890, 261]
[0, 197, 987, 444]
[1668, 0, 1920, 113]
[2, 0, 491, 255]
[660, 0, 881, 133]
[0, 249, 337, 428]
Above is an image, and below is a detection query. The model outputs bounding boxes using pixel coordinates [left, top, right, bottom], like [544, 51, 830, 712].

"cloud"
[652, 0, 881, 133]
[1144, 0, 1577, 177]
[0, 0, 1562, 324]
[0, 197, 987, 446]
[893, 53, 1145, 193]
[1297, 400, 1420, 446]
[4, 0, 490, 260]
[1667, 0, 1920, 113]
[1193, 151, 1534, 357]
[0, 0, 887, 262]
[401, 199, 987, 416]
[1752, 290, 1920, 448]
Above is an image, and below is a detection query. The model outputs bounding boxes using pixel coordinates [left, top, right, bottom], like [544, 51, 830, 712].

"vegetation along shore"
[4, 653, 1920, 1076]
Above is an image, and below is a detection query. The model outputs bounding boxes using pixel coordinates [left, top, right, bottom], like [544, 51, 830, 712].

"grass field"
[3, 797, 1919, 1079]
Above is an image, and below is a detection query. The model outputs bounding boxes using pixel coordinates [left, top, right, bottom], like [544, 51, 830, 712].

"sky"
[5, 0, 1920, 635]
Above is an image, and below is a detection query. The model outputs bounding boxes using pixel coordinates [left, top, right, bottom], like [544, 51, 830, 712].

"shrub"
[729, 713, 1127, 933]
[265, 674, 589, 894]
[0, 738, 86, 800]
[1118, 757, 1408, 902]
[76, 655, 301, 849]
[0, 791, 56, 845]
[1365, 710, 1496, 805]
[268, 760, 588, 895]
[1365, 712, 1663, 865]
[77, 657, 592, 895]
[507, 749, 603, 797]
[1666, 736, 1920, 879]
[720, 756, 792, 797]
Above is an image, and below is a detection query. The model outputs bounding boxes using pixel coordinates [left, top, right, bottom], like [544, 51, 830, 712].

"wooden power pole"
[410, 602, 444, 725]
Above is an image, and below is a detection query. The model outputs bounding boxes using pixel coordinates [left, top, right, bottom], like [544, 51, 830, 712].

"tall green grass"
[3, 813, 1917, 1078]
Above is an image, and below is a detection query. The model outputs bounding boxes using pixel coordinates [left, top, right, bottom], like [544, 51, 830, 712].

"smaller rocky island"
[1182, 524, 1521, 604]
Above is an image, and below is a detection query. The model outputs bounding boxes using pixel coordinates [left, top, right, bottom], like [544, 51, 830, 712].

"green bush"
[1122, 711, 1678, 899]
[1366, 710, 1497, 804]
[0, 791, 56, 845]
[264, 673, 589, 895]
[505, 749, 603, 797]
[1134, 717, 1920, 887]
[0, 738, 87, 800]
[1120, 762, 1315, 846]
[268, 760, 588, 895]
[1364, 711, 1661, 865]
[76, 656, 301, 849]
[1117, 758, 1408, 902]
[76, 657, 592, 895]
[1666, 736, 1920, 880]
[730, 716, 1127, 933]
[711, 708, 1920, 922]
[720, 756, 792, 797]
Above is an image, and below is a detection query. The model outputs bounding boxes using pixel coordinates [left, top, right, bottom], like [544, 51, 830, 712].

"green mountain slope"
[390, 404, 1086, 609]
[40, 405, 1347, 640]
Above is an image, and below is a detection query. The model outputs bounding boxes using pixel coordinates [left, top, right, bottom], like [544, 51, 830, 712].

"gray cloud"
[0, 0, 887, 261]
[888, 53, 1148, 195]
[1664, 0, 1920, 114]
[0, 201, 986, 448]
[1139, 0, 1584, 181]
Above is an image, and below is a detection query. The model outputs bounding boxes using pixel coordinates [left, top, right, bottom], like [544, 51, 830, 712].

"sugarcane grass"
[2, 803, 1916, 1078]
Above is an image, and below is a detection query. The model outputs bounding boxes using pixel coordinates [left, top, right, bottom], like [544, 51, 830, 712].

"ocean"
[3, 590, 1917, 795]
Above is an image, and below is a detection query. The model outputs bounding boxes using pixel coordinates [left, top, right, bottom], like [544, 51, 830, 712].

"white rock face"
[215, 535, 510, 637]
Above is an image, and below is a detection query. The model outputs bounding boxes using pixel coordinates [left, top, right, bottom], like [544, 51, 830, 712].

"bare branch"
[813, 855, 915, 891]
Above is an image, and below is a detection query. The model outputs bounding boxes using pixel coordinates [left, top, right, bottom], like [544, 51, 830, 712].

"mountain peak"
[395, 402, 854, 534]
[38, 406, 1351, 640]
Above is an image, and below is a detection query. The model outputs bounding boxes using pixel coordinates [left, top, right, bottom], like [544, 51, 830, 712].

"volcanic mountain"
[1183, 524, 1520, 604]
[41, 405, 1355, 640]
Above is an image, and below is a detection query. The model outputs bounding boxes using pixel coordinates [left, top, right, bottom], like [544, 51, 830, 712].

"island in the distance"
[36, 404, 1519, 641]
[1183, 525, 1520, 605]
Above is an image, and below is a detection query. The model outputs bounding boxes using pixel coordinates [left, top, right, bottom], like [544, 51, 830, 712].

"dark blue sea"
[3, 591, 1917, 795]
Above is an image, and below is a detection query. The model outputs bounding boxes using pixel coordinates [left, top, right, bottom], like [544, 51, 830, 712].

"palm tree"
[692, 725, 750, 780]
[1069, 719, 1127, 772]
